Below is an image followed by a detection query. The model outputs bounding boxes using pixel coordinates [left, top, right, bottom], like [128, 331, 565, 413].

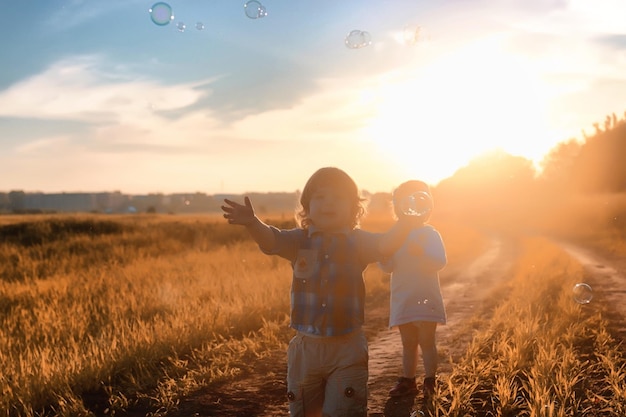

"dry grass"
[0, 204, 624, 416]
[0, 215, 294, 416]
[429, 237, 626, 416]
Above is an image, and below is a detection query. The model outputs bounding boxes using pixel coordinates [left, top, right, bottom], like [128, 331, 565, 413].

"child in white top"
[380, 180, 447, 399]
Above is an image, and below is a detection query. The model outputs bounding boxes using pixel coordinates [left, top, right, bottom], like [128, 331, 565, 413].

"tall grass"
[2, 210, 624, 416]
[0, 212, 489, 416]
[430, 237, 626, 416]
[0, 215, 294, 416]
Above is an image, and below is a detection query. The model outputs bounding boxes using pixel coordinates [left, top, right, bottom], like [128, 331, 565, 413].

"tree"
[538, 138, 582, 192]
[435, 150, 537, 229]
[571, 115, 626, 193]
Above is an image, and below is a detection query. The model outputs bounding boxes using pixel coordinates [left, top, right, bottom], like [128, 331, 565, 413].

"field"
[0, 202, 625, 416]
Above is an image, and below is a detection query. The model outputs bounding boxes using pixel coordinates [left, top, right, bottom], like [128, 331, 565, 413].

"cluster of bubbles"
[148, 1, 267, 31]
[147, 2, 205, 33]
[573, 282, 593, 304]
[345, 30, 372, 49]
[148, 2, 424, 49]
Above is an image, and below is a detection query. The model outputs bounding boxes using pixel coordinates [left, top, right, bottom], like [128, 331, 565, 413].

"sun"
[361, 35, 564, 185]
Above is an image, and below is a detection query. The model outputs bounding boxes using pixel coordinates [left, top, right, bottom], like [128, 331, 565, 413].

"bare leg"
[417, 322, 438, 378]
[398, 323, 420, 378]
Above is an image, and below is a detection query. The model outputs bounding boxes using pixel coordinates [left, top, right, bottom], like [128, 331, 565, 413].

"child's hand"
[221, 196, 256, 226]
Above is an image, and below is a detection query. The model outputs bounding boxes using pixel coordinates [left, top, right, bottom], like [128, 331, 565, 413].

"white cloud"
[566, 0, 626, 34]
[0, 56, 208, 123]
[226, 77, 378, 142]
[2, 0, 625, 194]
[505, 0, 626, 37]
[0, 54, 379, 151]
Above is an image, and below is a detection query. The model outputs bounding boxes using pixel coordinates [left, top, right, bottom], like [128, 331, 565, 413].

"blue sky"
[1, 0, 625, 194]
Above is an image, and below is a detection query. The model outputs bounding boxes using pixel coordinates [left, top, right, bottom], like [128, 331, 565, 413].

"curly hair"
[295, 167, 367, 229]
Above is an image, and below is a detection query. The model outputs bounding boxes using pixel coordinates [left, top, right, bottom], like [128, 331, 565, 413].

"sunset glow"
[361, 34, 573, 185]
[1, 1, 624, 194]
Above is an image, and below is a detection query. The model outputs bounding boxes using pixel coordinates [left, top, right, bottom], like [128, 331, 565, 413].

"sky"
[1, 0, 625, 195]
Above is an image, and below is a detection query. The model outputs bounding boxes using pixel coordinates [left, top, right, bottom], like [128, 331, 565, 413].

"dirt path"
[160, 236, 626, 417]
[166, 235, 517, 417]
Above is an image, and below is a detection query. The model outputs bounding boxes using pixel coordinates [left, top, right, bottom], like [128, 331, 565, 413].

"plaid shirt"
[262, 226, 383, 336]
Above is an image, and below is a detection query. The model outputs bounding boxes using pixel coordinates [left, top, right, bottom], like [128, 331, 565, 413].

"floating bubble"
[398, 191, 433, 217]
[573, 283, 593, 304]
[149, 2, 174, 26]
[403, 24, 421, 45]
[195, 22, 205, 31]
[345, 30, 372, 49]
[244, 0, 267, 19]
[176, 21, 186, 32]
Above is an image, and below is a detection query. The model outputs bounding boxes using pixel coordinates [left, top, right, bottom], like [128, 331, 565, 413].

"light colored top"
[379, 225, 447, 327]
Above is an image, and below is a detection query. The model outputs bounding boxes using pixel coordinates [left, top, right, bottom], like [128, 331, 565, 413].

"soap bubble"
[573, 283, 593, 304]
[176, 21, 186, 32]
[398, 191, 433, 217]
[403, 24, 421, 45]
[345, 30, 372, 49]
[195, 22, 205, 31]
[244, 0, 267, 19]
[149, 2, 174, 26]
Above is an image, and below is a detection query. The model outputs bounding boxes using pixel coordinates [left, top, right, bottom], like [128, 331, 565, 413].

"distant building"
[24, 193, 96, 212]
[0, 191, 302, 215]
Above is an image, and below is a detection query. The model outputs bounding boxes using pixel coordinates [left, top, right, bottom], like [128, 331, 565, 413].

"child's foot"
[389, 377, 418, 397]
[423, 377, 436, 399]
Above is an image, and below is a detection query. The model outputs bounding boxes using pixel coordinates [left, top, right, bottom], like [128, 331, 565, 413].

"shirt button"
[322, 303, 326, 308]
[302, 279, 306, 283]
[324, 254, 329, 259]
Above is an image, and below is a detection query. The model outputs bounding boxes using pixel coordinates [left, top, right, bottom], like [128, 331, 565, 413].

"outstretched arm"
[221, 196, 275, 250]
[378, 216, 422, 258]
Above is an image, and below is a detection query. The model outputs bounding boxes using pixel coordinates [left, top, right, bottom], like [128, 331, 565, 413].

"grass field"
[0, 202, 625, 416]
[430, 236, 626, 416]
